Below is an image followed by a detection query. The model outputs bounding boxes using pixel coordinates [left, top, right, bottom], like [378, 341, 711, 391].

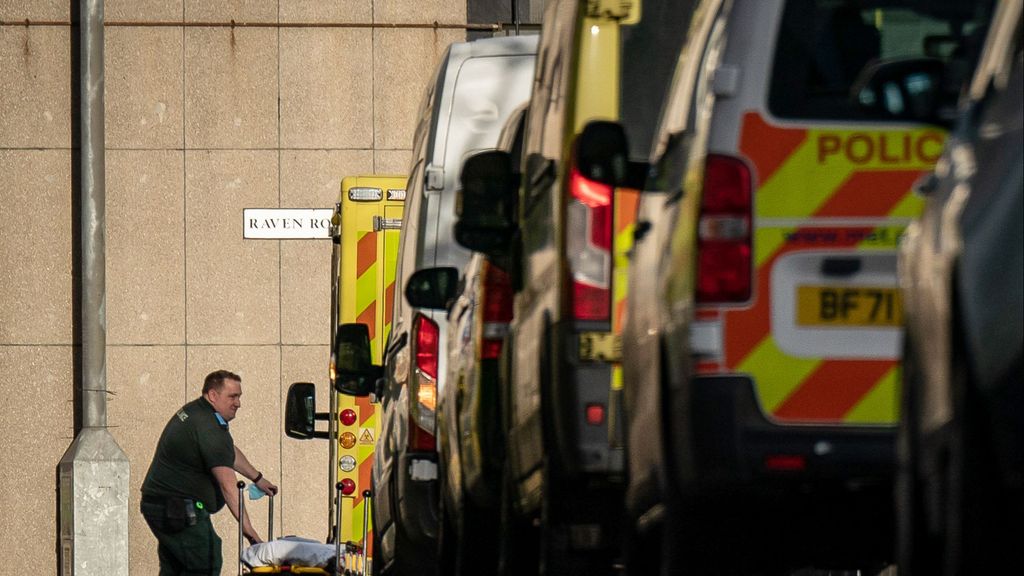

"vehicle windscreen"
[620, 0, 700, 159]
[769, 0, 996, 120]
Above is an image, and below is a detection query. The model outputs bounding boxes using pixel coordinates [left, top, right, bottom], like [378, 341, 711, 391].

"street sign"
[243, 208, 334, 239]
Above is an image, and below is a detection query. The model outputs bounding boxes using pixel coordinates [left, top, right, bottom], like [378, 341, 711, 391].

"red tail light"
[415, 314, 439, 379]
[567, 166, 613, 321]
[482, 264, 513, 360]
[764, 454, 806, 472]
[410, 313, 438, 451]
[697, 154, 752, 303]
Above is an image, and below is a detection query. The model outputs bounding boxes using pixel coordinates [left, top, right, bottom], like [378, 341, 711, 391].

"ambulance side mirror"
[285, 382, 319, 440]
[405, 267, 459, 310]
[454, 150, 519, 257]
[334, 323, 383, 397]
[574, 120, 650, 190]
[851, 57, 951, 126]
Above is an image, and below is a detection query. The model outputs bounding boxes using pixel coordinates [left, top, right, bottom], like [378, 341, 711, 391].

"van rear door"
[702, 0, 993, 425]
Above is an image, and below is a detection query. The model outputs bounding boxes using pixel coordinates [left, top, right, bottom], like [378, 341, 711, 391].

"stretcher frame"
[236, 481, 373, 576]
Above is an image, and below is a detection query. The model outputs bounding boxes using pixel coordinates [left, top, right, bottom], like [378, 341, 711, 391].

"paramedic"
[141, 369, 279, 575]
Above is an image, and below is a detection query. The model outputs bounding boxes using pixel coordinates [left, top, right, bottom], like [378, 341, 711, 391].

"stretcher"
[236, 481, 374, 576]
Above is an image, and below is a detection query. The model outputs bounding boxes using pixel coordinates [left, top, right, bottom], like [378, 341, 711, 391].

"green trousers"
[141, 500, 223, 575]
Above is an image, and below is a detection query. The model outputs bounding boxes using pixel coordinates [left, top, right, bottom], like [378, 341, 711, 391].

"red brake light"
[410, 314, 439, 452]
[409, 415, 436, 452]
[483, 264, 513, 323]
[697, 154, 752, 303]
[414, 314, 439, 379]
[567, 166, 613, 321]
[482, 264, 513, 360]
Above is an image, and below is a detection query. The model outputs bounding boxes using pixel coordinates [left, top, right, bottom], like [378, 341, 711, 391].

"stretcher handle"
[268, 494, 274, 541]
[335, 482, 344, 574]
[237, 481, 246, 576]
[361, 489, 372, 574]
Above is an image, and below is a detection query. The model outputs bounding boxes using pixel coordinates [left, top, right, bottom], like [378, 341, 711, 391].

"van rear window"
[768, 0, 994, 120]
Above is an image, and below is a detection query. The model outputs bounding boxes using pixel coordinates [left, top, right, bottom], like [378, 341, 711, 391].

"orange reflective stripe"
[353, 450, 374, 509]
[357, 303, 376, 341]
[815, 170, 924, 217]
[384, 281, 395, 327]
[739, 111, 808, 185]
[357, 231, 376, 278]
[773, 360, 897, 421]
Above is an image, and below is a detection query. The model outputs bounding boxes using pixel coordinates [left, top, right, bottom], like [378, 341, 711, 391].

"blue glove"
[248, 482, 266, 500]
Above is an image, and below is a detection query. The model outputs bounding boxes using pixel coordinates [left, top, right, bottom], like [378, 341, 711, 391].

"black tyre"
[497, 462, 537, 576]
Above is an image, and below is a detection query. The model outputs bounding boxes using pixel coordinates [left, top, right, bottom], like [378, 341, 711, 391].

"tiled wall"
[0, 1, 465, 574]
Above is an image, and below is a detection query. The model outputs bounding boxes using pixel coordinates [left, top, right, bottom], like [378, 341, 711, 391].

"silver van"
[336, 35, 537, 576]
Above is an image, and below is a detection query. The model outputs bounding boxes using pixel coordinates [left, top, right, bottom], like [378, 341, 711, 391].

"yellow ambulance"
[284, 175, 406, 571]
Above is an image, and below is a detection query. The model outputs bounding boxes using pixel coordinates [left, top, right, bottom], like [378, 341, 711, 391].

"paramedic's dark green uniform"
[142, 397, 235, 575]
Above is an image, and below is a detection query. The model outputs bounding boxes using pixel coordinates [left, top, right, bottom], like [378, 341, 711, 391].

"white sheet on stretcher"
[241, 536, 336, 568]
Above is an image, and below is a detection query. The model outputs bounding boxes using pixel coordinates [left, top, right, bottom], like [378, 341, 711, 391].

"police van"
[614, 0, 997, 572]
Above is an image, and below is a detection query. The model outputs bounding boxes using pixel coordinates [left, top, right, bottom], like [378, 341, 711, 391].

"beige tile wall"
[0, 1, 466, 574]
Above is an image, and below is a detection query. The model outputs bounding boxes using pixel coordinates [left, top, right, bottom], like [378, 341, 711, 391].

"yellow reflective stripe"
[737, 338, 820, 413]
[756, 137, 853, 218]
[887, 190, 925, 219]
[844, 364, 900, 424]
[613, 223, 633, 331]
[611, 364, 623, 391]
[355, 262, 377, 318]
[754, 227, 790, 268]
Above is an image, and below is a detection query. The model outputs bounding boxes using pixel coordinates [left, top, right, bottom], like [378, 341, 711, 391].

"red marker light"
[764, 454, 806, 471]
[585, 403, 605, 426]
[340, 409, 357, 426]
[340, 478, 356, 495]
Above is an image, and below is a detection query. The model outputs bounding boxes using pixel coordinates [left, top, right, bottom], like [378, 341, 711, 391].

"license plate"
[796, 286, 902, 327]
[579, 332, 622, 362]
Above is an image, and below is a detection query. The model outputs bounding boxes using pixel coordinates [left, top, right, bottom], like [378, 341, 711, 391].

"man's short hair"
[203, 370, 241, 394]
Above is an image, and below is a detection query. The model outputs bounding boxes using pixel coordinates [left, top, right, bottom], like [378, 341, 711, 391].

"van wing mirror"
[333, 323, 383, 397]
[285, 382, 319, 439]
[575, 120, 650, 190]
[851, 57, 950, 125]
[405, 267, 459, 310]
[454, 150, 519, 256]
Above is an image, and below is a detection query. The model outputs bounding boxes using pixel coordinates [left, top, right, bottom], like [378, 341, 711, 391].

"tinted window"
[769, 0, 995, 120]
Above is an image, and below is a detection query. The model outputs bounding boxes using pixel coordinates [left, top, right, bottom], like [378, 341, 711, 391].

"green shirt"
[142, 397, 235, 512]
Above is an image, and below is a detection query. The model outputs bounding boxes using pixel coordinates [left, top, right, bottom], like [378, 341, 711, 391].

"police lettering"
[816, 132, 944, 165]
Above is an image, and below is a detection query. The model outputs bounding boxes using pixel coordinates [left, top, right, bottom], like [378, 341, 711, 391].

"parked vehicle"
[616, 0, 996, 573]
[283, 174, 408, 571]
[334, 35, 537, 576]
[453, 1, 705, 573]
[428, 105, 527, 576]
[898, 1, 1023, 574]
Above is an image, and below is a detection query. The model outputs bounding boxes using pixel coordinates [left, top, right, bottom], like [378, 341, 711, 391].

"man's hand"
[245, 532, 264, 546]
[256, 475, 278, 496]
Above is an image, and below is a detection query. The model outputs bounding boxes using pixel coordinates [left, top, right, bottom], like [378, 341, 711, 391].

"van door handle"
[821, 257, 861, 277]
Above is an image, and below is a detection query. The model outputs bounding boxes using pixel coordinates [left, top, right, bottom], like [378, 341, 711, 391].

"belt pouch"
[184, 499, 198, 527]
[164, 497, 187, 533]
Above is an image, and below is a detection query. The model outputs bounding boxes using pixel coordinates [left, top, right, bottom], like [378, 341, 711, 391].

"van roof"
[446, 34, 540, 61]
[427, 35, 539, 170]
